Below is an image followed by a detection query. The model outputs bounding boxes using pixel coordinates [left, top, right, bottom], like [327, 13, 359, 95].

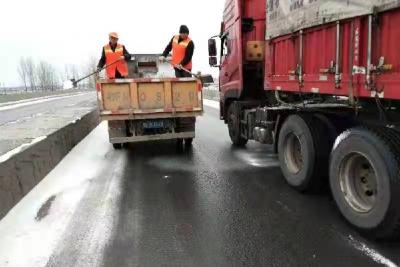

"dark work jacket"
[97, 42, 131, 70]
[162, 36, 194, 66]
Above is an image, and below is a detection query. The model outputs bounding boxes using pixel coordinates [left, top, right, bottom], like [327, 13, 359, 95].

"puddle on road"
[35, 195, 56, 221]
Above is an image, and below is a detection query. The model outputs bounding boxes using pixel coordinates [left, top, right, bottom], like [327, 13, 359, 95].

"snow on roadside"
[0, 136, 47, 163]
[0, 92, 92, 112]
[203, 99, 219, 110]
[0, 122, 124, 267]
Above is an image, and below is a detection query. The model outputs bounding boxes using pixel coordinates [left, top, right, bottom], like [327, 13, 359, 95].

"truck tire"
[330, 127, 400, 240]
[113, 143, 122, 150]
[278, 114, 332, 192]
[176, 138, 184, 147]
[227, 103, 248, 146]
[184, 138, 193, 146]
[313, 114, 338, 142]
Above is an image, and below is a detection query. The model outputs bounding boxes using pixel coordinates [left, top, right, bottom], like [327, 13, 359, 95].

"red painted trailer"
[209, 0, 400, 240]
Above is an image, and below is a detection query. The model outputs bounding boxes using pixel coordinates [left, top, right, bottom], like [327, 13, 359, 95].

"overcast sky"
[0, 0, 224, 86]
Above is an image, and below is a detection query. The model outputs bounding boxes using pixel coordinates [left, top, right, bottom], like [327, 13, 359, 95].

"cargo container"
[97, 54, 203, 148]
[209, 0, 400, 240]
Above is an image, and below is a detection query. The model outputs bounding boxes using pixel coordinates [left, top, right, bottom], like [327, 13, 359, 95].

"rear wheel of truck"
[184, 138, 193, 146]
[278, 114, 332, 193]
[227, 103, 248, 146]
[330, 127, 400, 240]
[176, 138, 184, 147]
[112, 143, 122, 150]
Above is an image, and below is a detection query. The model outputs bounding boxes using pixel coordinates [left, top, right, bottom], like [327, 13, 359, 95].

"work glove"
[159, 56, 166, 62]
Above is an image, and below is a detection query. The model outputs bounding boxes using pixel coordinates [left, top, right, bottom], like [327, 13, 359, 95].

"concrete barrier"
[0, 109, 99, 219]
[202, 88, 220, 101]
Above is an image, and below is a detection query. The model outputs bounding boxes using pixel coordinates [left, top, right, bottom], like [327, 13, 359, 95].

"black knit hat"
[179, 25, 189, 34]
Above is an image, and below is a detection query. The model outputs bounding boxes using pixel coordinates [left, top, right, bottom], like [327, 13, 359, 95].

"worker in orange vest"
[160, 25, 195, 78]
[97, 32, 131, 79]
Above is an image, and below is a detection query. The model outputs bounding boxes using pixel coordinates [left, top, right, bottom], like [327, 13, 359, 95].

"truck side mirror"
[209, 56, 217, 67]
[208, 39, 217, 57]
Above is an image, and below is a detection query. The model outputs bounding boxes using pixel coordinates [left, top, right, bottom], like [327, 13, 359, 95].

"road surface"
[0, 92, 95, 126]
[0, 92, 96, 155]
[0, 104, 399, 267]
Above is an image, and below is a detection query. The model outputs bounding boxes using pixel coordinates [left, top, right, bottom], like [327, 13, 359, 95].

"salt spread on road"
[203, 99, 219, 109]
[0, 122, 125, 267]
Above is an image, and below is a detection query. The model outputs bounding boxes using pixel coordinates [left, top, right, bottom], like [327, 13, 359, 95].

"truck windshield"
[221, 34, 230, 63]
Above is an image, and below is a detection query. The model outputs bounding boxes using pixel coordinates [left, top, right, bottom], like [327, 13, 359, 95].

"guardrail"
[202, 84, 219, 101]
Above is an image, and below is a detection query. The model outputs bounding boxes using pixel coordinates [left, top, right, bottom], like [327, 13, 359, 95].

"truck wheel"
[313, 114, 338, 142]
[176, 138, 184, 147]
[278, 114, 332, 192]
[184, 138, 193, 146]
[113, 143, 122, 150]
[227, 103, 248, 146]
[330, 127, 400, 240]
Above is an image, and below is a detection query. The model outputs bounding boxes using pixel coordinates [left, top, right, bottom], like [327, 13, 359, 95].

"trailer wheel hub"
[339, 152, 377, 213]
[283, 132, 303, 174]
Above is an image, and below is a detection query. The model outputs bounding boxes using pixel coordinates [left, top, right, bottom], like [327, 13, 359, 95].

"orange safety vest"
[104, 43, 128, 79]
[171, 35, 193, 70]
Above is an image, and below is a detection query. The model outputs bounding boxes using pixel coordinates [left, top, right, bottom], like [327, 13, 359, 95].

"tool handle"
[165, 59, 197, 78]
[179, 66, 195, 76]
[74, 58, 124, 84]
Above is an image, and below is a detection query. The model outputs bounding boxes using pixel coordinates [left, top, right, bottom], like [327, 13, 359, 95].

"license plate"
[143, 121, 165, 129]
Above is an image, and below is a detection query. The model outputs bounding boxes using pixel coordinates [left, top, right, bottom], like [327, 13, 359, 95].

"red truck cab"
[210, 0, 266, 120]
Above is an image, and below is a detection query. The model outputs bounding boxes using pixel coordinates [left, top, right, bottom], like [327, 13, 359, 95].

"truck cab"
[209, 0, 266, 121]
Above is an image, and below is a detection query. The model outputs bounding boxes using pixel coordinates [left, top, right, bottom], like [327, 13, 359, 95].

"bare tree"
[49, 64, 60, 91]
[36, 61, 59, 91]
[69, 64, 79, 80]
[63, 65, 70, 81]
[17, 57, 28, 91]
[81, 56, 98, 90]
[37, 61, 48, 91]
[25, 57, 37, 91]
[63, 64, 80, 80]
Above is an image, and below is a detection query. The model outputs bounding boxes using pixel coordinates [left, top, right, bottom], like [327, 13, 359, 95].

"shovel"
[177, 65, 214, 84]
[163, 58, 214, 84]
[65, 58, 124, 89]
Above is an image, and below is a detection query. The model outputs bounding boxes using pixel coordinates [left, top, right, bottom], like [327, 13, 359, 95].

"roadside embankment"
[0, 94, 99, 219]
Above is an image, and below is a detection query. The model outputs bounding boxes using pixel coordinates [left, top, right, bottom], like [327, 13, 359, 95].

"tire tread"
[227, 103, 248, 146]
[300, 114, 333, 192]
[368, 126, 400, 240]
[332, 126, 400, 240]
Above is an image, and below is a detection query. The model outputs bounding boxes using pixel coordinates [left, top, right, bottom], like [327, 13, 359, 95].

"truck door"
[219, 27, 243, 101]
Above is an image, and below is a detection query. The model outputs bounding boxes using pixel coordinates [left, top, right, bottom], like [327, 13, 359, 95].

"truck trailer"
[97, 54, 203, 149]
[209, 0, 400, 240]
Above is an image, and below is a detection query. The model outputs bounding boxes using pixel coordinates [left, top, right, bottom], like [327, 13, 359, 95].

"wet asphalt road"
[46, 106, 400, 267]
